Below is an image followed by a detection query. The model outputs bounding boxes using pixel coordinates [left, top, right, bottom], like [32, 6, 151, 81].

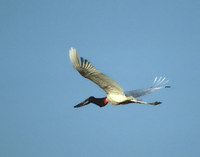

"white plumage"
[69, 47, 170, 108]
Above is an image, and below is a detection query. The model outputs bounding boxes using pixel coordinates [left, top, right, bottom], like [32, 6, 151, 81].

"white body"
[107, 93, 137, 105]
[69, 47, 169, 106]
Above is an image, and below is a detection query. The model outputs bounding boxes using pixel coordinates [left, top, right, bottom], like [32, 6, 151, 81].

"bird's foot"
[150, 101, 162, 105]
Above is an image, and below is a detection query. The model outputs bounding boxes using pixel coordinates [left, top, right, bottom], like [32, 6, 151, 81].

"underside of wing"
[125, 77, 170, 98]
[69, 47, 124, 95]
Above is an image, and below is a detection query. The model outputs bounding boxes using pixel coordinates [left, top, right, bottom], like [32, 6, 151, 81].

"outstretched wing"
[125, 77, 170, 98]
[69, 47, 124, 95]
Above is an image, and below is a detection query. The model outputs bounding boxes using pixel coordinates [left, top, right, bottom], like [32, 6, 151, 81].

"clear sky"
[1, 0, 200, 156]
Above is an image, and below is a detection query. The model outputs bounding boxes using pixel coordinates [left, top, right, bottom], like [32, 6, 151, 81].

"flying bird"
[69, 47, 170, 108]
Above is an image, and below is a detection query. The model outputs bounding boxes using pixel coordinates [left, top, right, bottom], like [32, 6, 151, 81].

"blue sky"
[1, 0, 200, 156]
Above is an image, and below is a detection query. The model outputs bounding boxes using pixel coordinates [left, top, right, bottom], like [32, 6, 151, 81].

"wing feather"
[69, 47, 124, 95]
[125, 77, 170, 98]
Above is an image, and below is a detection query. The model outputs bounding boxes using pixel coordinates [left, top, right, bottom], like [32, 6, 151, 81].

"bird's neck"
[104, 97, 108, 104]
[90, 97, 108, 107]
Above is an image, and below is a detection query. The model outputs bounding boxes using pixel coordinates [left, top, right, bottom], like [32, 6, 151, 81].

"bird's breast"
[107, 93, 128, 105]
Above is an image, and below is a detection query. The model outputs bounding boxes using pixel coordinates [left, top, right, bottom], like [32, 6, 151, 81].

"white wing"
[69, 47, 124, 95]
[125, 77, 170, 98]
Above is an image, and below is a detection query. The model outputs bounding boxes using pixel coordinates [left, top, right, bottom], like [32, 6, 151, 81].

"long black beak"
[74, 98, 91, 108]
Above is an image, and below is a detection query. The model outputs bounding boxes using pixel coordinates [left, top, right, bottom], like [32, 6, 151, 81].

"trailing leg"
[134, 100, 162, 105]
